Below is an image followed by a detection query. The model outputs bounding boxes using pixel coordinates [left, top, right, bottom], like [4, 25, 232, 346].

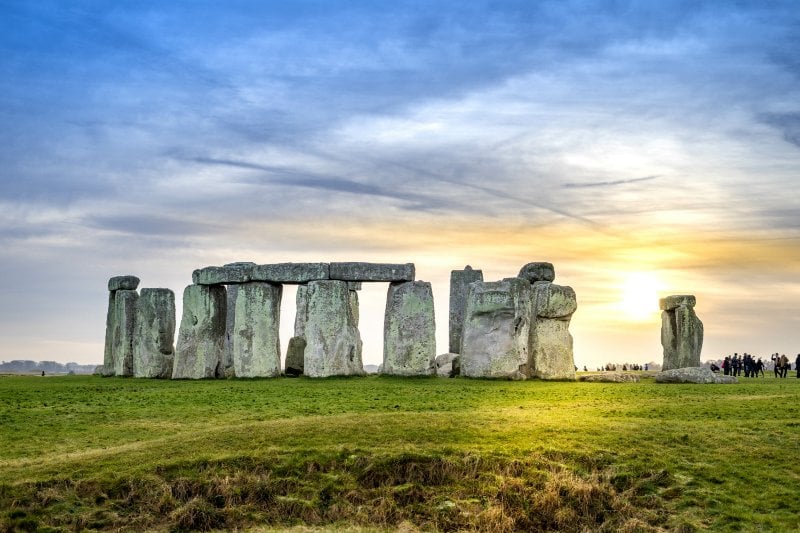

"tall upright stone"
[449, 266, 483, 354]
[303, 280, 364, 377]
[233, 282, 282, 377]
[223, 285, 239, 376]
[660, 295, 703, 370]
[529, 282, 577, 380]
[102, 292, 116, 376]
[285, 284, 309, 376]
[173, 284, 227, 379]
[383, 281, 436, 376]
[133, 288, 176, 378]
[103, 275, 140, 376]
[111, 290, 138, 377]
[460, 278, 531, 379]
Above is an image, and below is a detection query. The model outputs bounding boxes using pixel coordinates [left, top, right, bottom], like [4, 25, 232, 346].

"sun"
[620, 272, 662, 321]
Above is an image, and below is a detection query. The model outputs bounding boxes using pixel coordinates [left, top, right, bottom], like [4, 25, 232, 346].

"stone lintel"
[193, 263, 256, 285]
[251, 262, 330, 283]
[108, 275, 140, 292]
[659, 294, 696, 311]
[329, 262, 415, 282]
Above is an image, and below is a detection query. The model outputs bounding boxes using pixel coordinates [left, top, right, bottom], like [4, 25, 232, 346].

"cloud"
[563, 175, 660, 189]
[759, 112, 800, 148]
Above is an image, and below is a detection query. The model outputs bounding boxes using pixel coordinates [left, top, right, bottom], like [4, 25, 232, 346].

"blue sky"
[1, 1, 799, 367]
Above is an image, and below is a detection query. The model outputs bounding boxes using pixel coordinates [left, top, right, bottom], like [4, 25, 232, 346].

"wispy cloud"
[563, 175, 660, 189]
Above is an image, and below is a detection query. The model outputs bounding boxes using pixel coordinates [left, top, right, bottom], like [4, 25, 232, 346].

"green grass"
[1, 373, 798, 531]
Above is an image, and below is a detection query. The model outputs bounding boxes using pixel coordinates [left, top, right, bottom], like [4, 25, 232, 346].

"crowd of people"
[717, 353, 800, 378]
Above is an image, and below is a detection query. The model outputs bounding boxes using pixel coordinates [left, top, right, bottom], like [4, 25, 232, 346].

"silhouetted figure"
[755, 358, 764, 377]
[796, 355, 800, 378]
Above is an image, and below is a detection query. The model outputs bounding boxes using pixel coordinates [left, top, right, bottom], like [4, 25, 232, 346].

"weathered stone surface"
[460, 278, 531, 379]
[449, 266, 483, 354]
[108, 275, 140, 292]
[518, 262, 555, 283]
[329, 262, 415, 282]
[579, 373, 640, 383]
[659, 294, 696, 311]
[285, 337, 306, 376]
[251, 263, 329, 283]
[233, 282, 282, 378]
[435, 353, 460, 377]
[347, 282, 362, 291]
[383, 281, 436, 376]
[192, 263, 255, 285]
[655, 367, 737, 384]
[173, 284, 227, 379]
[303, 280, 364, 377]
[223, 285, 238, 376]
[661, 295, 703, 371]
[531, 282, 577, 318]
[133, 288, 175, 378]
[529, 282, 577, 381]
[102, 292, 116, 376]
[111, 289, 138, 377]
[294, 285, 310, 337]
[349, 290, 360, 327]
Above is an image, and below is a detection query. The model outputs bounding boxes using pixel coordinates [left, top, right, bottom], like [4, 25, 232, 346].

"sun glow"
[620, 272, 662, 321]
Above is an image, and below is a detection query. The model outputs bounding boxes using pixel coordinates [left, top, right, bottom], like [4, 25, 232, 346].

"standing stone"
[383, 281, 436, 376]
[173, 284, 227, 379]
[529, 282, 577, 380]
[303, 280, 364, 377]
[133, 288, 175, 378]
[285, 285, 309, 376]
[660, 295, 703, 370]
[233, 282, 282, 377]
[223, 285, 239, 376]
[449, 266, 483, 354]
[460, 278, 531, 379]
[102, 292, 116, 376]
[111, 290, 138, 377]
[349, 290, 360, 327]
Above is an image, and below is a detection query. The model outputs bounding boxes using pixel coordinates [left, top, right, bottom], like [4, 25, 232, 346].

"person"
[796, 354, 800, 378]
[644, 363, 649, 371]
[710, 362, 720, 373]
[772, 353, 780, 378]
[41, 370, 45, 377]
[780, 354, 789, 378]
[756, 357, 764, 377]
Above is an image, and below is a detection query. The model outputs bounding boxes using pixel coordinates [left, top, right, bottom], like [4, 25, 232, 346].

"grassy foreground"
[0, 374, 798, 532]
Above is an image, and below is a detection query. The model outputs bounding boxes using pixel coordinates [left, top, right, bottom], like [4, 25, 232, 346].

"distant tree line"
[0, 360, 97, 374]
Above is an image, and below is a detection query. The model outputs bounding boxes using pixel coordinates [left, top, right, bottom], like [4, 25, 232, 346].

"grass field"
[1, 373, 798, 532]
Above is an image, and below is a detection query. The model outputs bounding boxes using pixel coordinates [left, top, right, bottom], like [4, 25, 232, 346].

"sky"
[1, 0, 799, 369]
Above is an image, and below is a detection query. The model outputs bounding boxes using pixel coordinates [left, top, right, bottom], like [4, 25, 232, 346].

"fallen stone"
[108, 275, 140, 292]
[661, 294, 703, 371]
[133, 288, 175, 378]
[251, 262, 329, 283]
[659, 294, 696, 311]
[655, 367, 737, 384]
[329, 262, 415, 282]
[529, 282, 577, 381]
[448, 266, 483, 354]
[111, 289, 138, 377]
[284, 337, 306, 376]
[383, 281, 436, 376]
[579, 373, 640, 383]
[435, 352, 459, 377]
[303, 280, 364, 377]
[192, 263, 255, 285]
[460, 278, 531, 379]
[173, 284, 227, 379]
[233, 282, 282, 378]
[518, 262, 555, 283]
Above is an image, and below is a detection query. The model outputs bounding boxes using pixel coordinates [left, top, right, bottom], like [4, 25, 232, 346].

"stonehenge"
[101, 260, 580, 381]
[660, 294, 704, 370]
